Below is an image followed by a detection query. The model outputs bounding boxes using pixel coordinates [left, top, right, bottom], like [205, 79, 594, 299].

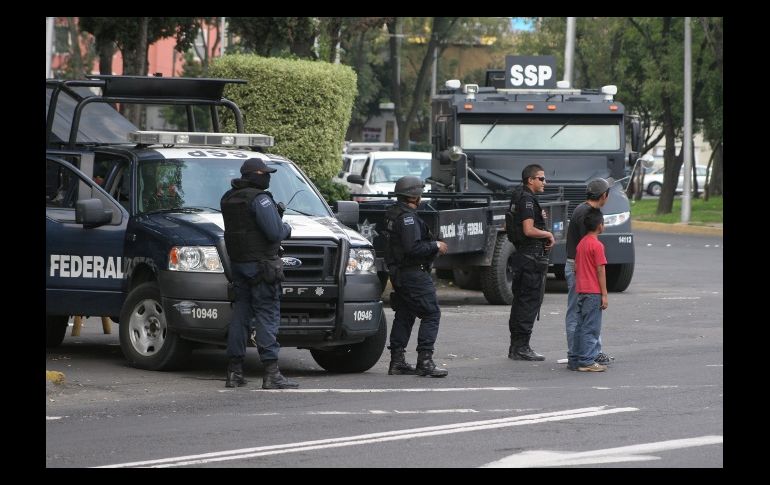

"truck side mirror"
[630, 118, 642, 153]
[347, 174, 365, 185]
[333, 200, 359, 226]
[76, 198, 113, 228]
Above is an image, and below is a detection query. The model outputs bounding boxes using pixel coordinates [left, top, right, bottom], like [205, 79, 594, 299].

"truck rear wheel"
[481, 234, 515, 305]
[606, 263, 634, 292]
[46, 315, 69, 348]
[310, 309, 386, 373]
[435, 269, 454, 280]
[119, 282, 191, 371]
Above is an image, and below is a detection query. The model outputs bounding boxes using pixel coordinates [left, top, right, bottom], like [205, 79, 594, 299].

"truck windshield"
[137, 157, 331, 217]
[460, 119, 621, 151]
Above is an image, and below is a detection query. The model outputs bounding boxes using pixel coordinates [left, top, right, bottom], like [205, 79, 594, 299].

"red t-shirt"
[575, 234, 607, 294]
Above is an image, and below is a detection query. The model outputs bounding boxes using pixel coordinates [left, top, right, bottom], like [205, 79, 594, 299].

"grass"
[630, 195, 722, 225]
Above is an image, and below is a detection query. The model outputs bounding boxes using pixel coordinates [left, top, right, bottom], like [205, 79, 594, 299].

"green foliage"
[210, 54, 357, 181]
[312, 177, 350, 206]
[630, 196, 722, 224]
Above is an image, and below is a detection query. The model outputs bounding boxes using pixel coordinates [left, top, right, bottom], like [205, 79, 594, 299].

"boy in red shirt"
[569, 208, 609, 372]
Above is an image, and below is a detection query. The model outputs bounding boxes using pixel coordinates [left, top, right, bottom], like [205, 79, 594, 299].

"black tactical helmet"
[394, 176, 425, 197]
[586, 177, 615, 199]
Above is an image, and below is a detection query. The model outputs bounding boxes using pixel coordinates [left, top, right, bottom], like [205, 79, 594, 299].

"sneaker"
[595, 352, 614, 365]
[577, 362, 607, 372]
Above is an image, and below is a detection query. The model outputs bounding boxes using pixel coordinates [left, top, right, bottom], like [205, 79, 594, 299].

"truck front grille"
[281, 241, 338, 282]
[543, 185, 587, 218]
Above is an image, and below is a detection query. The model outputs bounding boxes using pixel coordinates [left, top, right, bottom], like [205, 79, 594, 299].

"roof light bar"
[128, 131, 274, 147]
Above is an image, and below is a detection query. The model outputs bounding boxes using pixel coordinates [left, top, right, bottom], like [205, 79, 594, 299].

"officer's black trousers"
[389, 269, 441, 352]
[508, 252, 545, 342]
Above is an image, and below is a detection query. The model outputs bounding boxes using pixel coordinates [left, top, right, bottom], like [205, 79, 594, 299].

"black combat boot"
[225, 357, 248, 388]
[508, 336, 545, 361]
[416, 350, 448, 377]
[262, 360, 299, 389]
[388, 347, 418, 375]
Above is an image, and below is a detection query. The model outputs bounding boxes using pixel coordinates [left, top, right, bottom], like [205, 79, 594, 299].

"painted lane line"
[96, 406, 637, 468]
[481, 435, 723, 468]
[252, 387, 522, 393]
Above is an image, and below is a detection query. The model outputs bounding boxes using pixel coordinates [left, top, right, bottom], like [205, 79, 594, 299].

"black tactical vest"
[221, 187, 280, 262]
[383, 203, 434, 268]
[514, 188, 546, 254]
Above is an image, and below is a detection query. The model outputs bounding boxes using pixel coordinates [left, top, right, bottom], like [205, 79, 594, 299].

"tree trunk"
[656, 94, 681, 215]
[97, 38, 115, 75]
[707, 140, 723, 197]
[66, 18, 84, 78]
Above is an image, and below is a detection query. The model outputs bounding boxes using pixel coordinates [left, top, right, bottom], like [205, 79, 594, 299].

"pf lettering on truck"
[46, 75, 385, 373]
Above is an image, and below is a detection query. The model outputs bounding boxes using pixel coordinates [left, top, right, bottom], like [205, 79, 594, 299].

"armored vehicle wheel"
[119, 282, 191, 371]
[310, 309, 386, 373]
[46, 315, 69, 348]
[606, 263, 634, 292]
[481, 234, 515, 305]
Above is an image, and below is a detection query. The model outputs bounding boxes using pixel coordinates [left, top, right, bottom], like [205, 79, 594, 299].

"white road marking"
[660, 297, 701, 300]
[46, 416, 62, 421]
[96, 406, 637, 468]
[253, 387, 522, 393]
[706, 364, 723, 367]
[481, 435, 723, 468]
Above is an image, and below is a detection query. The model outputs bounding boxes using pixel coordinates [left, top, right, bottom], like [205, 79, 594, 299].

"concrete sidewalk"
[633, 220, 723, 237]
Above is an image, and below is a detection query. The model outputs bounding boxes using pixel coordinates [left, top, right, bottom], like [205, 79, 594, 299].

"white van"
[346, 151, 432, 201]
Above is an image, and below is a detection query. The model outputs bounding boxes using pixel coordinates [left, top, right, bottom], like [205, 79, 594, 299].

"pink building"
[50, 18, 223, 78]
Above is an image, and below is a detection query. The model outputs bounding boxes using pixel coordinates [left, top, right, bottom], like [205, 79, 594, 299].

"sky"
[510, 18, 534, 31]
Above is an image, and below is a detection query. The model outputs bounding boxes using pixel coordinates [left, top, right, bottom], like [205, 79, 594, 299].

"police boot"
[388, 347, 418, 375]
[262, 360, 299, 389]
[416, 350, 448, 377]
[225, 357, 247, 388]
[508, 336, 545, 361]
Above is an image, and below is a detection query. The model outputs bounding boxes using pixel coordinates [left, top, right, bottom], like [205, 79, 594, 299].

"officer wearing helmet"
[383, 176, 449, 377]
[564, 177, 615, 370]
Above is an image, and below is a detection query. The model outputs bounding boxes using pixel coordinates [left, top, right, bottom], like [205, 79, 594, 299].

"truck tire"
[606, 263, 634, 292]
[481, 234, 515, 305]
[119, 282, 191, 371]
[453, 267, 482, 290]
[46, 315, 69, 348]
[310, 309, 386, 373]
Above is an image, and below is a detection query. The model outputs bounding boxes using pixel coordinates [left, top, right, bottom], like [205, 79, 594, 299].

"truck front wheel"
[606, 263, 634, 292]
[481, 234, 515, 305]
[310, 309, 386, 373]
[119, 282, 191, 371]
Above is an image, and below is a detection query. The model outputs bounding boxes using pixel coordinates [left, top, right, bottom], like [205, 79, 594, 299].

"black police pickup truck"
[46, 75, 385, 372]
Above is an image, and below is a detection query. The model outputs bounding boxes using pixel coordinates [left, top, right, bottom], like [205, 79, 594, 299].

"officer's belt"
[399, 264, 430, 272]
[519, 253, 543, 261]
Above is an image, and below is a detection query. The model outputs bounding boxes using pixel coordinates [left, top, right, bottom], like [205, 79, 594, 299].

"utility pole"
[220, 17, 227, 55]
[563, 17, 576, 87]
[46, 17, 54, 78]
[429, 45, 437, 147]
[682, 17, 692, 223]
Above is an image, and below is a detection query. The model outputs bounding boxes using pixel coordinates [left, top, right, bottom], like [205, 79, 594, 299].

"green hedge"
[210, 55, 357, 182]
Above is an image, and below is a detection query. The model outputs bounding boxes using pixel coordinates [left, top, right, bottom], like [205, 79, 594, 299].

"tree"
[227, 17, 319, 59]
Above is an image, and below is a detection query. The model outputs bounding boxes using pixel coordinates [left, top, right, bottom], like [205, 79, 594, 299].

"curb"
[633, 220, 722, 237]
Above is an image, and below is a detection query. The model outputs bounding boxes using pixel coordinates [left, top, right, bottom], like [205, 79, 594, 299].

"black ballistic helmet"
[394, 176, 425, 197]
[586, 177, 615, 199]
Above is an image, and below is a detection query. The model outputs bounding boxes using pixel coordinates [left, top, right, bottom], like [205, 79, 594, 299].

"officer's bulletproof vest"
[514, 189, 546, 253]
[221, 187, 280, 262]
[506, 186, 525, 245]
[384, 203, 434, 268]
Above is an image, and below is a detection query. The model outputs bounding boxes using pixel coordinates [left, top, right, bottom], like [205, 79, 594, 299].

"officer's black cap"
[240, 158, 277, 174]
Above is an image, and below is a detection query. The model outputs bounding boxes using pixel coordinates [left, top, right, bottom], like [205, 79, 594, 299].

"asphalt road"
[46, 229, 723, 468]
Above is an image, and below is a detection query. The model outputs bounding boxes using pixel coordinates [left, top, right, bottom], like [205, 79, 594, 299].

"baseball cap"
[586, 177, 615, 197]
[240, 158, 277, 174]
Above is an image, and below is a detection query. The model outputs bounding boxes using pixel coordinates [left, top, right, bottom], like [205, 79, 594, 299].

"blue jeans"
[227, 261, 281, 362]
[565, 260, 602, 361]
[570, 293, 603, 368]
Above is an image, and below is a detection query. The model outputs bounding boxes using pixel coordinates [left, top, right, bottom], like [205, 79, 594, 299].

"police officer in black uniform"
[507, 164, 555, 361]
[220, 158, 298, 389]
[384, 176, 449, 377]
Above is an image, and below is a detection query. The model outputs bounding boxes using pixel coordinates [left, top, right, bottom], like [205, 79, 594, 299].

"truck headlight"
[346, 248, 376, 274]
[603, 211, 630, 227]
[168, 246, 224, 273]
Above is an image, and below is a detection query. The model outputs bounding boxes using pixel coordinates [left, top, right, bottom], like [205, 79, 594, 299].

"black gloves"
[276, 202, 286, 217]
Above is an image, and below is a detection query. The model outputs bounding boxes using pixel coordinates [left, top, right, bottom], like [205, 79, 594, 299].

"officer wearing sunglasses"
[506, 164, 555, 361]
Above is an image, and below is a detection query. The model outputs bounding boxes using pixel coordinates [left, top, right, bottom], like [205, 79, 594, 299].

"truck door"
[46, 157, 129, 318]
